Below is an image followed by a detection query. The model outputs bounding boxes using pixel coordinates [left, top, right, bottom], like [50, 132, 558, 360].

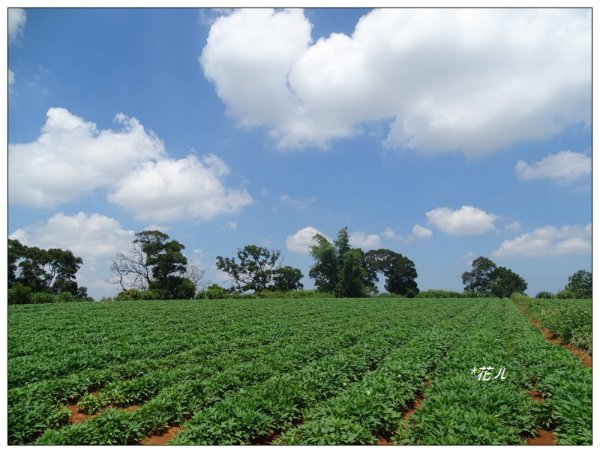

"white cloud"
[505, 221, 523, 233]
[515, 150, 591, 183]
[412, 224, 433, 239]
[383, 227, 397, 240]
[201, 9, 311, 130]
[202, 9, 590, 154]
[383, 225, 432, 242]
[279, 194, 316, 210]
[286, 226, 326, 254]
[8, 8, 26, 43]
[349, 231, 381, 250]
[9, 108, 252, 223]
[10, 212, 134, 258]
[9, 108, 165, 207]
[494, 224, 591, 257]
[462, 251, 477, 267]
[426, 205, 496, 236]
[9, 212, 135, 299]
[9, 69, 15, 87]
[226, 221, 238, 231]
[108, 154, 253, 222]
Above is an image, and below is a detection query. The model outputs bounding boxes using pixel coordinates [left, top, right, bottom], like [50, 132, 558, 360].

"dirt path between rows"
[375, 379, 430, 445]
[526, 390, 556, 445]
[140, 426, 182, 445]
[515, 302, 592, 368]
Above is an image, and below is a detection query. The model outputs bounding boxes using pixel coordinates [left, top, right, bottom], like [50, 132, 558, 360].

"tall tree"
[365, 249, 419, 297]
[337, 248, 369, 297]
[8, 239, 84, 296]
[216, 245, 283, 292]
[491, 267, 527, 298]
[564, 270, 592, 298]
[111, 230, 191, 299]
[308, 234, 339, 294]
[462, 257, 498, 296]
[272, 266, 304, 291]
[309, 227, 396, 297]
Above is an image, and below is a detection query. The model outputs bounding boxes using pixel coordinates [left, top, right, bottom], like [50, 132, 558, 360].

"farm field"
[518, 298, 592, 356]
[8, 297, 592, 445]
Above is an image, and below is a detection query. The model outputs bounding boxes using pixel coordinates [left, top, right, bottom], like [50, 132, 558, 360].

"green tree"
[365, 249, 419, 297]
[491, 266, 527, 298]
[337, 248, 369, 297]
[8, 239, 83, 295]
[309, 227, 387, 298]
[308, 234, 338, 293]
[564, 270, 592, 298]
[462, 257, 498, 296]
[216, 245, 282, 293]
[111, 230, 190, 299]
[272, 266, 304, 291]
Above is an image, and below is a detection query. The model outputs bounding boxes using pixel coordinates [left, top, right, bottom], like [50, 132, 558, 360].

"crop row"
[274, 301, 486, 445]
[399, 299, 591, 445]
[12, 311, 368, 444]
[9, 298, 591, 445]
[9, 298, 355, 387]
[30, 299, 469, 445]
[519, 298, 592, 354]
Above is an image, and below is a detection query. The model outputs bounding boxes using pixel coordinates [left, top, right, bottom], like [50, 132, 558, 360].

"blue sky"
[7, 7, 592, 299]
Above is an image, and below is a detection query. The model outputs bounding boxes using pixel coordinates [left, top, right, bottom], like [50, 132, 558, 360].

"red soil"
[375, 379, 430, 445]
[528, 429, 556, 446]
[141, 426, 182, 446]
[67, 402, 139, 425]
[401, 379, 429, 423]
[67, 404, 95, 424]
[525, 389, 557, 445]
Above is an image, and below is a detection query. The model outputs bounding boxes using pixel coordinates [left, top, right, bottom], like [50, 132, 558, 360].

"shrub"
[535, 291, 554, 299]
[510, 292, 529, 302]
[254, 289, 334, 299]
[114, 289, 160, 301]
[196, 284, 229, 300]
[30, 292, 59, 304]
[8, 284, 32, 305]
[556, 289, 578, 300]
[416, 289, 465, 298]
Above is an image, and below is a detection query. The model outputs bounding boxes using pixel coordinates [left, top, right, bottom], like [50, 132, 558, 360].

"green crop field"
[519, 298, 592, 355]
[8, 297, 592, 446]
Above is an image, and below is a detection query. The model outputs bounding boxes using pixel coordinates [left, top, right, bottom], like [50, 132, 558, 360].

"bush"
[535, 291, 554, 299]
[196, 284, 229, 300]
[114, 289, 161, 301]
[416, 289, 465, 298]
[510, 292, 529, 302]
[29, 292, 59, 304]
[556, 289, 578, 299]
[254, 289, 334, 299]
[8, 284, 32, 305]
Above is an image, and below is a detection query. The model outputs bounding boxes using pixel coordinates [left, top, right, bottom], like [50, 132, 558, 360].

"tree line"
[7, 228, 592, 303]
[8, 239, 91, 304]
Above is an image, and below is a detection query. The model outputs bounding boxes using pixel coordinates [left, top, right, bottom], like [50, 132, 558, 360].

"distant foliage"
[310, 227, 419, 298]
[195, 284, 229, 300]
[8, 239, 90, 303]
[111, 230, 195, 300]
[563, 270, 592, 299]
[535, 291, 554, 299]
[115, 289, 161, 301]
[216, 245, 304, 294]
[416, 289, 466, 298]
[462, 256, 527, 298]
